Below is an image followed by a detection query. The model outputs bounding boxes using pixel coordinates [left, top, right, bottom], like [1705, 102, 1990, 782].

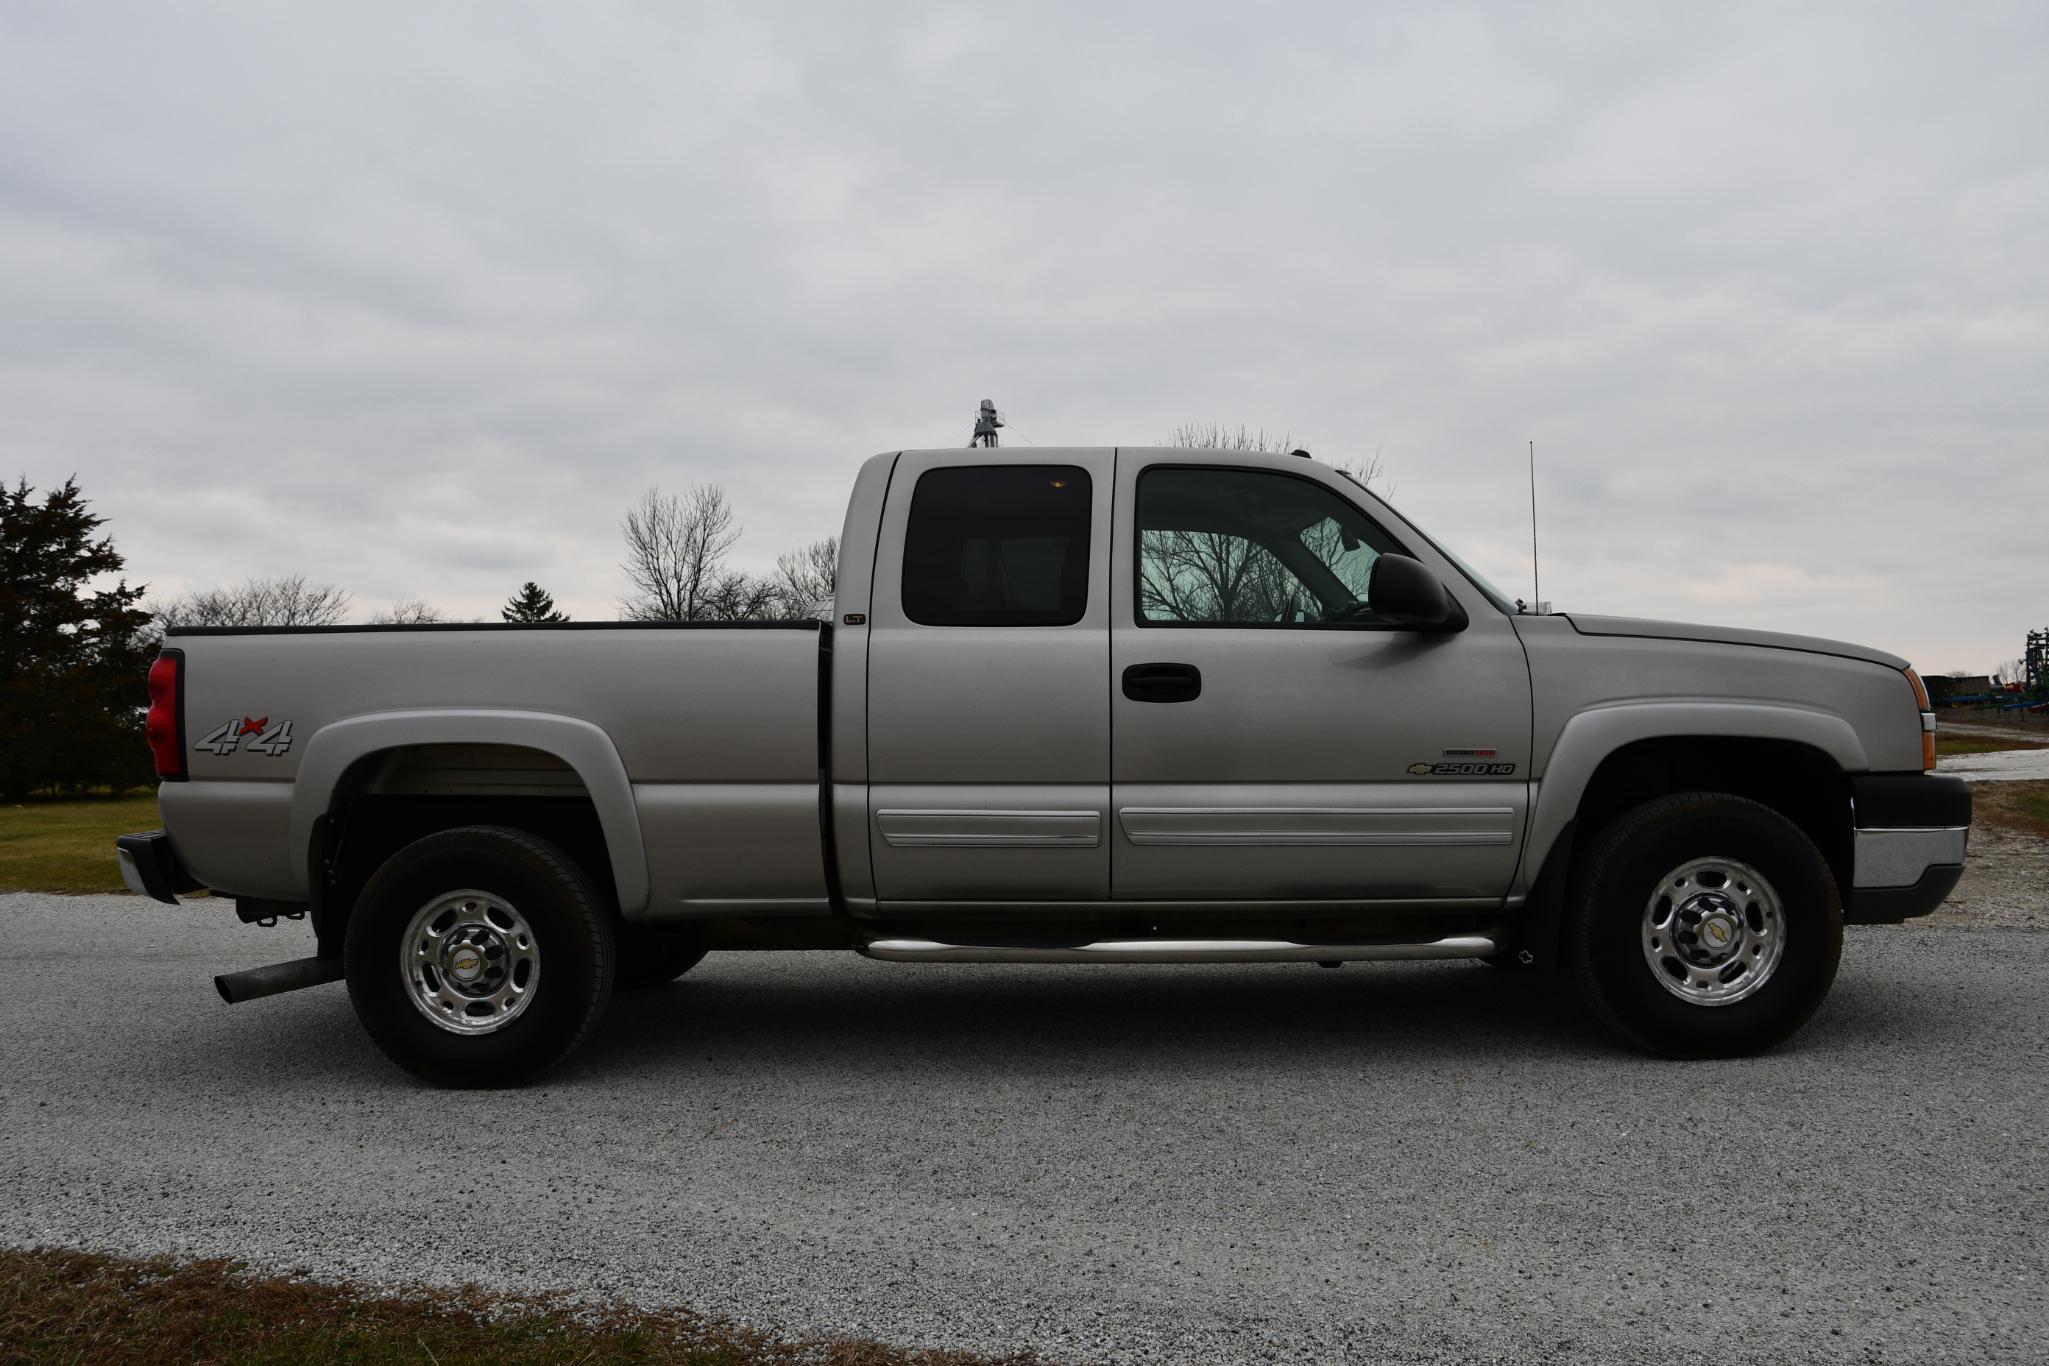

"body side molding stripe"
[877, 809, 1102, 849]
[1118, 806, 1516, 848]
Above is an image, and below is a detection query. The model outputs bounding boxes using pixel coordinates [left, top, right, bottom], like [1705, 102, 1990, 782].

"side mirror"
[1366, 554, 1468, 632]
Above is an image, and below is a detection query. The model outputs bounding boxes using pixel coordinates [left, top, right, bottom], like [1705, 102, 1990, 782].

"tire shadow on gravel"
[578, 958, 1624, 1082]
[572, 943, 1973, 1086]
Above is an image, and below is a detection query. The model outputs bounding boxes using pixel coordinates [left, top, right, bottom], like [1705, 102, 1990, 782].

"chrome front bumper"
[1844, 774, 1972, 924]
[1853, 825, 1970, 890]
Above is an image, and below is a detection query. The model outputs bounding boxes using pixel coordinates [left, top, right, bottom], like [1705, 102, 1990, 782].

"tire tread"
[345, 825, 614, 1087]
[1569, 791, 1842, 1057]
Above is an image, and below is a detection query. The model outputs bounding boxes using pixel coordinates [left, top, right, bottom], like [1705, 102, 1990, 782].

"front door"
[865, 450, 1113, 905]
[1108, 453, 1533, 906]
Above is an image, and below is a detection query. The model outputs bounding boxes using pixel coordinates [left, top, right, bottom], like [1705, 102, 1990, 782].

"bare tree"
[701, 571, 782, 622]
[156, 573, 352, 628]
[1139, 528, 1302, 624]
[371, 599, 447, 625]
[1142, 424, 1388, 624]
[770, 536, 838, 619]
[1146, 424, 1305, 624]
[1337, 448, 1387, 494]
[1995, 658, 2026, 686]
[1164, 422, 1299, 454]
[620, 483, 743, 621]
[1163, 422, 1386, 493]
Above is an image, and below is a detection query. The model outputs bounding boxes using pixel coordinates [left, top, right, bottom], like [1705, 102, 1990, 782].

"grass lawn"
[0, 794, 160, 894]
[0, 1247, 1024, 1365]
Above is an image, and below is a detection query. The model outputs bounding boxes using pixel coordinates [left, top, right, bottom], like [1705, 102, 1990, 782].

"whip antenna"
[1528, 439, 1543, 614]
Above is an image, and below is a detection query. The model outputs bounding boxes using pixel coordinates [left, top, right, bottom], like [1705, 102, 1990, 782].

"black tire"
[1569, 792, 1842, 1058]
[615, 927, 708, 988]
[344, 826, 615, 1087]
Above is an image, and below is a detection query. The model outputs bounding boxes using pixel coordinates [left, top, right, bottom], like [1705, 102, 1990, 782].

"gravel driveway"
[2, 893, 2044, 1365]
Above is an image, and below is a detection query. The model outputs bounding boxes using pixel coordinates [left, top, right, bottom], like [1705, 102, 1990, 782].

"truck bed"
[160, 621, 829, 918]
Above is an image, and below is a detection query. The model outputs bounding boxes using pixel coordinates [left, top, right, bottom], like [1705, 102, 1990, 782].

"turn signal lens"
[146, 651, 186, 780]
[1904, 668, 1936, 771]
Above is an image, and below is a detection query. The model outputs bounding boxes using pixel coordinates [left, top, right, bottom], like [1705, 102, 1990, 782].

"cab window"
[1136, 467, 1400, 626]
[902, 466, 1092, 626]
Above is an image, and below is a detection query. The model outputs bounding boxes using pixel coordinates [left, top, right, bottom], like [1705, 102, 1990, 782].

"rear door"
[864, 450, 1112, 905]
[1108, 452, 1533, 906]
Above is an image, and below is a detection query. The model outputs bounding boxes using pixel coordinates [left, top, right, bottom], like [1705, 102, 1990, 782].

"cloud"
[1, 1, 2043, 669]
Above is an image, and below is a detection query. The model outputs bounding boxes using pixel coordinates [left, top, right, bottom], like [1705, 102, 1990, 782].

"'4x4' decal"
[194, 716, 294, 757]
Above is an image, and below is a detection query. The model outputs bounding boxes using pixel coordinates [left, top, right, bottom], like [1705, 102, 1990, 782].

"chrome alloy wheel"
[1640, 856, 1785, 1007]
[401, 890, 540, 1035]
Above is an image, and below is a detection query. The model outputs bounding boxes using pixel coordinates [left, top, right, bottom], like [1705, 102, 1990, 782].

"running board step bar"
[858, 934, 1502, 964]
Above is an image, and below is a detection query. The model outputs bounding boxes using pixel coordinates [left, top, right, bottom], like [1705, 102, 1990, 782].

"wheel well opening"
[1569, 736, 1852, 891]
[312, 744, 618, 952]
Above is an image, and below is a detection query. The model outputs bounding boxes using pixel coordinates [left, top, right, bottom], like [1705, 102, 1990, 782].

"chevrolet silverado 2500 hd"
[118, 447, 1970, 1085]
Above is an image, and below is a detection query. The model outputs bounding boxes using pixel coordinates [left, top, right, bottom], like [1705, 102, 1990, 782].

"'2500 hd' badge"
[1408, 760, 1516, 776]
[193, 716, 295, 757]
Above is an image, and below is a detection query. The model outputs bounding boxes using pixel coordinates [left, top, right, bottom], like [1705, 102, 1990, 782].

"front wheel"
[1568, 793, 1842, 1057]
[344, 826, 616, 1087]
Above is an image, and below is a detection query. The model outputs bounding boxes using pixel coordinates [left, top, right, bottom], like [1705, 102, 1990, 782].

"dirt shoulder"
[1971, 779, 2049, 839]
[0, 1247, 1029, 1366]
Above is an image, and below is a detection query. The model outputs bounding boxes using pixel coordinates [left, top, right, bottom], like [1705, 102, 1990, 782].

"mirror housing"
[1366, 554, 1468, 632]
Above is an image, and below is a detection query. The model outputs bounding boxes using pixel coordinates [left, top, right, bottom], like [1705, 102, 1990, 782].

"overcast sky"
[3, 2, 2044, 671]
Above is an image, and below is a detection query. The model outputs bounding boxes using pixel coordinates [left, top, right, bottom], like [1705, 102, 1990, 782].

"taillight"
[146, 649, 187, 781]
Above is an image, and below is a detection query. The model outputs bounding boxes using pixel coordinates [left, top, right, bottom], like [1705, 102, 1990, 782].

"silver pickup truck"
[119, 446, 1970, 1086]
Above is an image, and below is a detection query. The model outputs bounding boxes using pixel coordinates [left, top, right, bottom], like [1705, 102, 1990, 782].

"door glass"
[902, 466, 1092, 626]
[1136, 467, 1401, 626]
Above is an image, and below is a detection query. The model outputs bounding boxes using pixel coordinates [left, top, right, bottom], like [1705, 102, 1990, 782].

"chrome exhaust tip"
[214, 956, 343, 1004]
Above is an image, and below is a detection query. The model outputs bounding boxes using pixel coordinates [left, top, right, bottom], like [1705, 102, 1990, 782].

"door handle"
[1122, 662, 1202, 704]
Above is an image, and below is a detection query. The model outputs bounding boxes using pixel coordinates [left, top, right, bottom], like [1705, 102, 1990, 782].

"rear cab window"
[901, 466, 1093, 627]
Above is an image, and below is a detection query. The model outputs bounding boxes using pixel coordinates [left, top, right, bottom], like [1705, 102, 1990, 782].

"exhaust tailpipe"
[215, 956, 343, 1004]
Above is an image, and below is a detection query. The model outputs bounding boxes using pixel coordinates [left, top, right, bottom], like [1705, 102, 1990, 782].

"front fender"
[1520, 701, 1867, 895]
[288, 709, 651, 913]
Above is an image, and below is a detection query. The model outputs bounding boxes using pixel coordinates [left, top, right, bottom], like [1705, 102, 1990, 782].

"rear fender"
[289, 709, 650, 913]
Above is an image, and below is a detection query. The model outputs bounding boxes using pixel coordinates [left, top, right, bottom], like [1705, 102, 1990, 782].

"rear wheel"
[344, 826, 615, 1087]
[1569, 793, 1841, 1057]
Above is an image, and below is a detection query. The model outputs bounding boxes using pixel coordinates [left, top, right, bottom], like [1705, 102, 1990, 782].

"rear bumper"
[1844, 775, 1971, 924]
[115, 831, 204, 905]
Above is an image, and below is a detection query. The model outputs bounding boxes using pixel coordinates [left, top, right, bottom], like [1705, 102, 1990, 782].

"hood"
[1561, 614, 1909, 671]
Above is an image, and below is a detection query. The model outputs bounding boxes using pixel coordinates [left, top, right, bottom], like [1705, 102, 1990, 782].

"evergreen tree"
[501, 581, 568, 623]
[0, 477, 156, 799]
